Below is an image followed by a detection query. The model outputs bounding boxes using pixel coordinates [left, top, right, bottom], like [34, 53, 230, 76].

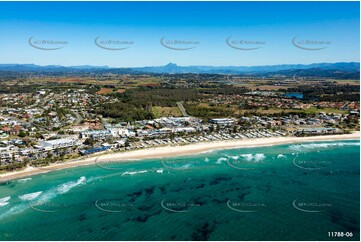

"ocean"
[0, 140, 359, 241]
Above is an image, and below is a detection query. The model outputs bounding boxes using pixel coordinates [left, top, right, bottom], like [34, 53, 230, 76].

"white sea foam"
[122, 170, 148, 176]
[156, 169, 163, 174]
[56, 176, 86, 194]
[0, 177, 87, 220]
[0, 196, 10, 203]
[227, 155, 239, 160]
[35, 177, 87, 206]
[240, 153, 266, 162]
[18, 191, 42, 201]
[277, 154, 286, 158]
[289, 142, 360, 151]
[254, 154, 265, 161]
[0, 202, 9, 207]
[86, 176, 104, 183]
[17, 178, 32, 183]
[240, 154, 253, 161]
[0, 203, 28, 220]
[204, 158, 210, 162]
[180, 164, 191, 169]
[0, 196, 10, 207]
[200, 149, 216, 154]
[216, 157, 227, 164]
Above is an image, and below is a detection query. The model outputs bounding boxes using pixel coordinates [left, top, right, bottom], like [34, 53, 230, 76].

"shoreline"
[0, 132, 359, 182]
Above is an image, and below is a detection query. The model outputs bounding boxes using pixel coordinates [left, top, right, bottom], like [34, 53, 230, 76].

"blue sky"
[0, 1, 359, 67]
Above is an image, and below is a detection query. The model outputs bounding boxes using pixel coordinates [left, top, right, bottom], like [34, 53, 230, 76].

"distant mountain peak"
[165, 63, 177, 67]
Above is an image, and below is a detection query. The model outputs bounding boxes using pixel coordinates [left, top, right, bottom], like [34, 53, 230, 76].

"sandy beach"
[0, 132, 359, 182]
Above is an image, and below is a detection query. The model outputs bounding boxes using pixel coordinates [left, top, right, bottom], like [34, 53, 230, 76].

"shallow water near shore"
[0, 140, 359, 241]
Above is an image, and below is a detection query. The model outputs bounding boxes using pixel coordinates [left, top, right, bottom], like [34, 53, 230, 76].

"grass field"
[96, 88, 113, 94]
[152, 106, 182, 118]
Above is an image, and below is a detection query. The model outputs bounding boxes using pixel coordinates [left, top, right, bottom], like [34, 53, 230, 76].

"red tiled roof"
[2, 127, 11, 131]
[13, 125, 22, 131]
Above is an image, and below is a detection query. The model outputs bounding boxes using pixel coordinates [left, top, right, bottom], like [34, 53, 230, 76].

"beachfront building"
[295, 127, 338, 135]
[80, 130, 113, 140]
[169, 116, 200, 123]
[173, 127, 197, 133]
[106, 126, 133, 137]
[209, 118, 237, 126]
[0, 150, 18, 163]
[137, 128, 172, 137]
[39, 138, 77, 150]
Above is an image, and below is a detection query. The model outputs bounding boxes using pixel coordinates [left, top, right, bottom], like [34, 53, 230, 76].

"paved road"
[73, 111, 83, 125]
[176, 101, 189, 117]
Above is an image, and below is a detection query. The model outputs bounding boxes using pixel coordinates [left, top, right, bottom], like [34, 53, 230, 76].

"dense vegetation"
[96, 101, 155, 122]
[198, 86, 249, 95]
[184, 104, 234, 120]
[96, 88, 202, 121]
[115, 88, 202, 106]
[284, 84, 360, 101]
[0, 84, 38, 93]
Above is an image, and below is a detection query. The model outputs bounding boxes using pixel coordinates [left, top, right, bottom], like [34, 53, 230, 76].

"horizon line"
[0, 61, 359, 69]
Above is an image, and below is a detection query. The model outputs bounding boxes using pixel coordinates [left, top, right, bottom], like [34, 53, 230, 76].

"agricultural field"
[96, 88, 113, 95]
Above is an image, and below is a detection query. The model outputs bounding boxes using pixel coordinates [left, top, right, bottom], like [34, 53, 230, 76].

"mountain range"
[0, 62, 359, 79]
[133, 62, 360, 75]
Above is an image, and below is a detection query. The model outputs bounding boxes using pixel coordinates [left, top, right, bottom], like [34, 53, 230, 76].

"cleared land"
[152, 106, 182, 118]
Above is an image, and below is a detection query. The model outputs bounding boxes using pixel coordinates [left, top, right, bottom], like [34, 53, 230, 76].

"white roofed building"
[39, 138, 76, 150]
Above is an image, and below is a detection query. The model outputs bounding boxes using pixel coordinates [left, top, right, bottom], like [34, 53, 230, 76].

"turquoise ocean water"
[0, 140, 359, 241]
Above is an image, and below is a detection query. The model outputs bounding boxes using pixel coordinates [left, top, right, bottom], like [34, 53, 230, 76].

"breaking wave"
[227, 155, 240, 160]
[56, 176, 86, 194]
[216, 157, 227, 164]
[0, 196, 10, 207]
[121, 170, 148, 176]
[240, 153, 266, 162]
[0, 202, 9, 207]
[18, 191, 42, 201]
[0, 176, 87, 220]
[289, 142, 360, 151]
[17, 178, 32, 183]
[0, 203, 28, 219]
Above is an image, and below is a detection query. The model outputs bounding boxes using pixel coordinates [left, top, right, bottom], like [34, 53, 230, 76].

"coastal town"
[0, 1, 360, 241]
[0, 75, 359, 172]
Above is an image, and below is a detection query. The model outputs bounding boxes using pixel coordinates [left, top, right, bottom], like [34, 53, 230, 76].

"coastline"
[0, 132, 359, 182]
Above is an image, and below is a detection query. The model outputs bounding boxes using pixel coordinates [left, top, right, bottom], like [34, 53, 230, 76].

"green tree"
[18, 131, 27, 138]
[84, 138, 95, 146]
